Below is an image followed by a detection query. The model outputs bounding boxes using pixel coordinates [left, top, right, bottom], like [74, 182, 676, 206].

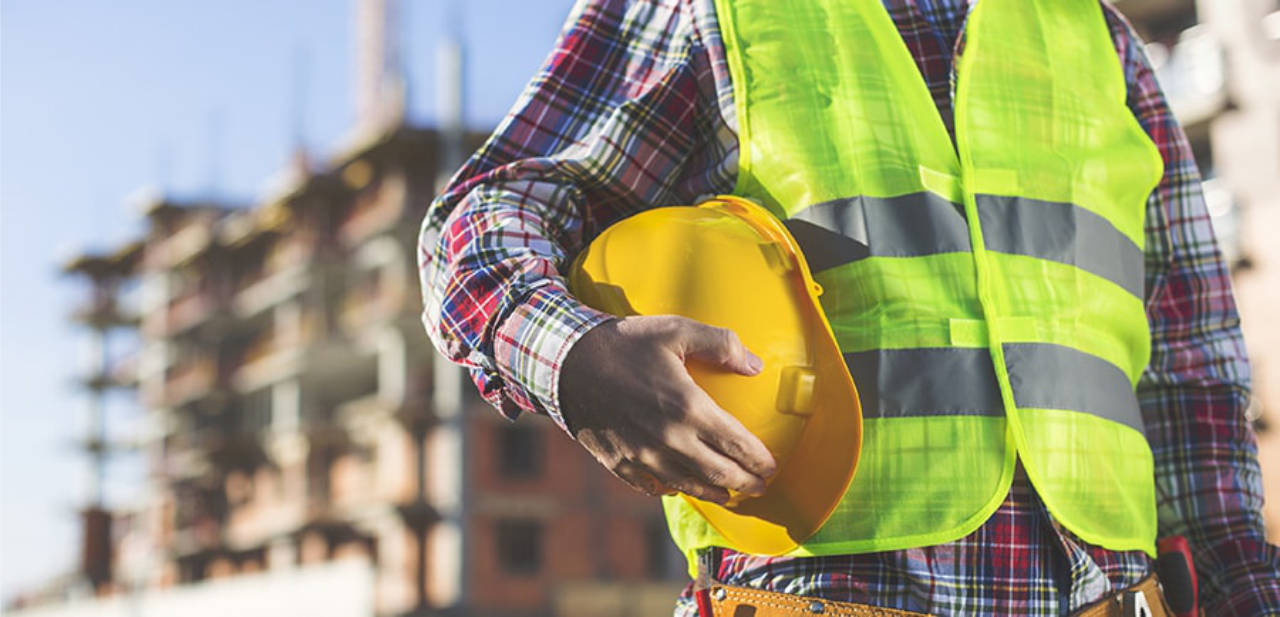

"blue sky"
[0, 0, 575, 601]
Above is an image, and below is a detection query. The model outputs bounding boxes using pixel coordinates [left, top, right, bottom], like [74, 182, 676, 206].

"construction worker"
[418, 0, 1280, 614]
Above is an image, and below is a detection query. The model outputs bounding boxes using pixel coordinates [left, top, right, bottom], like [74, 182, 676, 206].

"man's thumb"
[679, 321, 764, 376]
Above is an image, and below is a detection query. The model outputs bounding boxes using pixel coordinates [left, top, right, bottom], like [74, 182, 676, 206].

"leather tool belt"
[1071, 572, 1174, 617]
[696, 584, 929, 616]
[696, 572, 1173, 616]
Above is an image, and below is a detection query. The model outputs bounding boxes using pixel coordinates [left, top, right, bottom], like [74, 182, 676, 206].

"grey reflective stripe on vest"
[976, 195, 1144, 299]
[843, 347, 1002, 418]
[787, 192, 1142, 298]
[845, 345, 1145, 431]
[785, 193, 970, 271]
[1003, 343, 1145, 432]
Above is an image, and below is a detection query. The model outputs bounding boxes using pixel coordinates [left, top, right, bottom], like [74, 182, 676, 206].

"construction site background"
[5, 0, 1280, 616]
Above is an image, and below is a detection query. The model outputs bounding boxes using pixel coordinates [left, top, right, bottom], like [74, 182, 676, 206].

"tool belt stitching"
[708, 584, 931, 616]
[701, 572, 1172, 617]
[720, 587, 811, 611]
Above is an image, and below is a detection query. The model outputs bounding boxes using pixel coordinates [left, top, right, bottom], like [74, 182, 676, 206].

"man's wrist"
[492, 281, 615, 430]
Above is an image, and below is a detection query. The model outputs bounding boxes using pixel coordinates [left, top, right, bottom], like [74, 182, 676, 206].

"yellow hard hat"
[567, 195, 862, 555]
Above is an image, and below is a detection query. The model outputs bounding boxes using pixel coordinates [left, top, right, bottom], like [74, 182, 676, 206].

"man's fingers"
[666, 436, 769, 497]
[638, 450, 733, 505]
[677, 321, 763, 376]
[696, 407, 779, 480]
[616, 455, 734, 505]
[670, 381, 778, 481]
[669, 319, 778, 478]
[614, 461, 676, 497]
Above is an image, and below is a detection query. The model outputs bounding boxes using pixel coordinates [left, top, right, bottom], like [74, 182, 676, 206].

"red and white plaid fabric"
[417, 0, 1280, 613]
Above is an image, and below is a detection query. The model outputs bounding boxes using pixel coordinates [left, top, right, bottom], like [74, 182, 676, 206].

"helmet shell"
[568, 196, 862, 555]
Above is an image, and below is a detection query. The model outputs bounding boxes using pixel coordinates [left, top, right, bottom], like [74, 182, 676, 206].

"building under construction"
[26, 1, 686, 616]
[15, 0, 1280, 615]
[50, 124, 686, 617]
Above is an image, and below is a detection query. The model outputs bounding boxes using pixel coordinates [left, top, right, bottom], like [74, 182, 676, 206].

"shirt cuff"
[491, 279, 615, 432]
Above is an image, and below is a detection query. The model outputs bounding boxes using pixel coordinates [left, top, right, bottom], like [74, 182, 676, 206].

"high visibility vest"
[664, 0, 1164, 568]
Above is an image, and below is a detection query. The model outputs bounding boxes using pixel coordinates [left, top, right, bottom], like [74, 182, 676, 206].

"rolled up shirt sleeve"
[417, 0, 735, 429]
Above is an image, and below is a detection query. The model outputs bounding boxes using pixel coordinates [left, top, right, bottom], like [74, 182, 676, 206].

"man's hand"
[558, 315, 778, 505]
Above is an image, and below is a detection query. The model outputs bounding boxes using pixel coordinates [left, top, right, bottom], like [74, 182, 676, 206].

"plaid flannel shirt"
[418, 0, 1280, 613]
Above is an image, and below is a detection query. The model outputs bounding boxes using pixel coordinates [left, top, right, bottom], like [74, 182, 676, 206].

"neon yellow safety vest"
[664, 0, 1164, 569]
